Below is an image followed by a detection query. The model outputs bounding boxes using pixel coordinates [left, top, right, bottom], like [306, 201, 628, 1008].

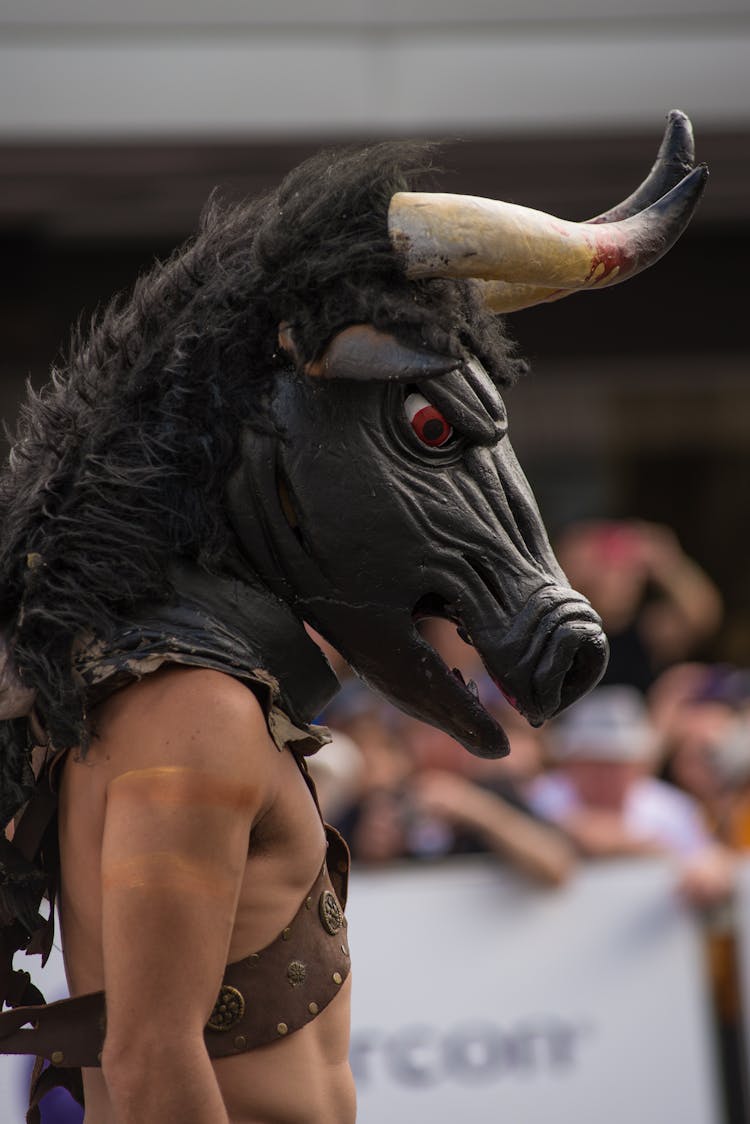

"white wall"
[0, 0, 747, 139]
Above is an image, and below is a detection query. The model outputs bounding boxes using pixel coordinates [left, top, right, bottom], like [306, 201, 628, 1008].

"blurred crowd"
[310, 520, 740, 886]
[309, 519, 750, 1123]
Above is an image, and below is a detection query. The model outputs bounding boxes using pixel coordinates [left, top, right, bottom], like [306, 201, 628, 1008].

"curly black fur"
[0, 141, 524, 816]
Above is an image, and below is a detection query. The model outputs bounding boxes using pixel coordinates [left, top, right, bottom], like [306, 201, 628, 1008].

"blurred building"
[0, 0, 748, 655]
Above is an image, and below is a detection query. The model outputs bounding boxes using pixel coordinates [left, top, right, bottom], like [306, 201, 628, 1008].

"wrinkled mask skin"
[227, 329, 608, 759]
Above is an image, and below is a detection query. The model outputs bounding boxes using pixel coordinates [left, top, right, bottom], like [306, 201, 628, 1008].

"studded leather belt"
[0, 833, 350, 1070]
[206, 855, 351, 1058]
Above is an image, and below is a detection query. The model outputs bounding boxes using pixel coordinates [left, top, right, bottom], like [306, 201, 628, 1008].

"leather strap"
[0, 833, 350, 1067]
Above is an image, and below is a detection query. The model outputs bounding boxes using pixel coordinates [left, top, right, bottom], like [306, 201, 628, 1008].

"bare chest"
[58, 744, 327, 990]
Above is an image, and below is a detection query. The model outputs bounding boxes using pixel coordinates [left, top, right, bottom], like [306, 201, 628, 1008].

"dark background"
[1, 125, 748, 660]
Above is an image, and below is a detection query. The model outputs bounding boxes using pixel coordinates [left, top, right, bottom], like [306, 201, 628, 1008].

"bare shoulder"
[91, 666, 277, 793]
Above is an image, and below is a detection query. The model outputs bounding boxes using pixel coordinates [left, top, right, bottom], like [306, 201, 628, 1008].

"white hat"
[549, 686, 656, 762]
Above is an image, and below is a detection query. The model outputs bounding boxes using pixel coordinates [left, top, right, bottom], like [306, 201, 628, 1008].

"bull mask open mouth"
[227, 110, 705, 758]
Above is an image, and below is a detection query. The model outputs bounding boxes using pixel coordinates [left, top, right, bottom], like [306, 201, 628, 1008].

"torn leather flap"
[74, 558, 340, 756]
[0, 838, 47, 933]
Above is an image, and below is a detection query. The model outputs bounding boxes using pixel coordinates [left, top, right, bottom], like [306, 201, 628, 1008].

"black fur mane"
[0, 141, 523, 817]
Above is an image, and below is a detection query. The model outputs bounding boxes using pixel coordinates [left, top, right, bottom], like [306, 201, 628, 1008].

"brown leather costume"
[1, 778, 350, 1119]
[0, 567, 350, 1121]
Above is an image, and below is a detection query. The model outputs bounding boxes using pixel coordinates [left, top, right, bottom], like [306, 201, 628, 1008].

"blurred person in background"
[305, 625, 353, 684]
[304, 727, 365, 828]
[326, 673, 573, 886]
[653, 663, 750, 843]
[318, 679, 416, 866]
[698, 695, 750, 1124]
[650, 664, 750, 1124]
[401, 707, 574, 885]
[556, 520, 723, 693]
[527, 685, 733, 906]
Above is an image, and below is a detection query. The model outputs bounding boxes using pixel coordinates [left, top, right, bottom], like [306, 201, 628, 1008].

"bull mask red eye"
[404, 393, 453, 449]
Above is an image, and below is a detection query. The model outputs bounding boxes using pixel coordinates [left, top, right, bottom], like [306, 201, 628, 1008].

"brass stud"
[207, 985, 245, 1032]
[96, 1051, 102, 1064]
[305, 896, 313, 910]
[287, 960, 307, 987]
[277, 1022, 289, 1035]
[341, 944, 349, 957]
[282, 927, 292, 941]
[51, 1051, 64, 1065]
[319, 890, 343, 935]
[308, 1002, 319, 1015]
[234, 1035, 247, 1051]
[332, 972, 343, 985]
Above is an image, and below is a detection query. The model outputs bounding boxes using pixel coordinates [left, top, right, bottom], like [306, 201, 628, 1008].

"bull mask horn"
[474, 110, 697, 312]
[475, 109, 698, 312]
[388, 116, 707, 313]
[589, 108, 695, 225]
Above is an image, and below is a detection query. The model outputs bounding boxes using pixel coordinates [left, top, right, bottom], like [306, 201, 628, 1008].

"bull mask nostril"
[558, 632, 609, 713]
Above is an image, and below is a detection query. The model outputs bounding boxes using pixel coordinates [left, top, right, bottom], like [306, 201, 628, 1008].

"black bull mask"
[227, 339, 607, 758]
[227, 110, 706, 759]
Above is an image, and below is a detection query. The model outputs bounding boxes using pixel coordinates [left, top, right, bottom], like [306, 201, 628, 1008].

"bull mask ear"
[388, 110, 707, 313]
[278, 322, 460, 382]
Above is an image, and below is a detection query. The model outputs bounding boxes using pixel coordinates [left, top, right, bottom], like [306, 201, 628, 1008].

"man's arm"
[413, 770, 575, 885]
[97, 667, 276, 1124]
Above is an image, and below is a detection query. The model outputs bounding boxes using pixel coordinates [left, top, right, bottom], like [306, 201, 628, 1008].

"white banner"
[0, 857, 722, 1123]
[347, 856, 721, 1124]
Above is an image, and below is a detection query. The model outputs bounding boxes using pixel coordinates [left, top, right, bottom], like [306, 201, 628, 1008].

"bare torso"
[57, 667, 355, 1124]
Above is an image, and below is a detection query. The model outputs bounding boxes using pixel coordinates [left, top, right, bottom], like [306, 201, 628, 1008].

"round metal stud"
[234, 1035, 247, 1051]
[319, 890, 343, 935]
[207, 985, 246, 1032]
[282, 926, 292, 941]
[308, 1002, 319, 1015]
[287, 960, 307, 987]
[332, 972, 343, 985]
[51, 1051, 64, 1065]
[305, 896, 313, 910]
[277, 1022, 289, 1036]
